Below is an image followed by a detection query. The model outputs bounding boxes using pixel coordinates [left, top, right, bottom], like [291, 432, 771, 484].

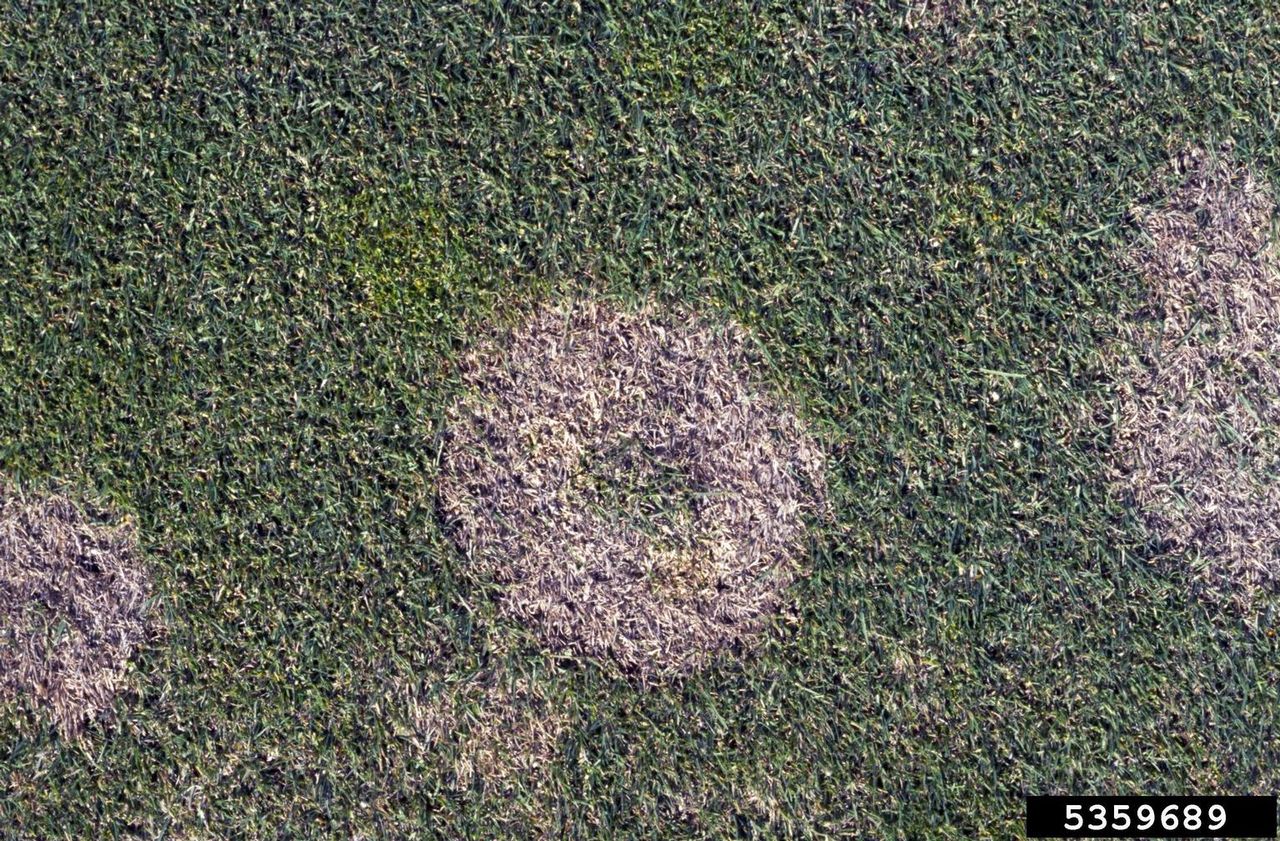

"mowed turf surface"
[2, 1, 1279, 838]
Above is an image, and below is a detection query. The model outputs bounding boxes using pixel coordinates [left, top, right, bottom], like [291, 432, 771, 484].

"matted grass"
[1115, 146, 1280, 606]
[438, 297, 827, 678]
[2, 0, 1280, 838]
[0, 476, 150, 735]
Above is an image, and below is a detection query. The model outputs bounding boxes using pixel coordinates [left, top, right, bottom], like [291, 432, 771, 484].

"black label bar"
[1025, 795, 1276, 838]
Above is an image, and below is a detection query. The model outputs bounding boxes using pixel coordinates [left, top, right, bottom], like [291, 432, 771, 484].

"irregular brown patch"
[437, 298, 828, 678]
[1115, 146, 1280, 604]
[405, 668, 569, 793]
[0, 476, 152, 735]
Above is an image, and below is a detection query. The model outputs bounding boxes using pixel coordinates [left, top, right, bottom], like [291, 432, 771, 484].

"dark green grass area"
[2, 1, 1280, 837]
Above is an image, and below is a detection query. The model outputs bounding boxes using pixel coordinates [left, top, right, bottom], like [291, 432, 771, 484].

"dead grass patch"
[1115, 145, 1280, 604]
[405, 667, 569, 793]
[0, 475, 151, 735]
[437, 298, 828, 678]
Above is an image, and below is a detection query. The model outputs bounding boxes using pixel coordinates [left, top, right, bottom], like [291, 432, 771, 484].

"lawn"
[2, 1, 1279, 838]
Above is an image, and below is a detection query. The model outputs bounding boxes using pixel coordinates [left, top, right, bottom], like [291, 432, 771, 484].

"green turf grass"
[2, 1, 1280, 837]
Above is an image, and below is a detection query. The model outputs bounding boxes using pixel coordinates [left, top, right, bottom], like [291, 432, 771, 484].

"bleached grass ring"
[437, 299, 828, 677]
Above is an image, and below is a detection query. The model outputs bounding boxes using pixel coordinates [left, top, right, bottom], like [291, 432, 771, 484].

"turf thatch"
[437, 298, 828, 678]
[1115, 146, 1280, 604]
[0, 476, 151, 735]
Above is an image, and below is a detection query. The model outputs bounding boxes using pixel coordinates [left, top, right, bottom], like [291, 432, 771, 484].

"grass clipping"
[0, 477, 150, 734]
[1116, 147, 1280, 604]
[438, 299, 828, 677]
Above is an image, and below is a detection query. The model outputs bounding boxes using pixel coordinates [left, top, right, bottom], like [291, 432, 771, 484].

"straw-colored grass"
[405, 667, 570, 793]
[437, 298, 828, 678]
[1115, 146, 1280, 604]
[0, 476, 151, 735]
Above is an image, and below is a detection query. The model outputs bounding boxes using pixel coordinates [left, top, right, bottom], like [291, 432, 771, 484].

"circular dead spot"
[437, 299, 828, 677]
[0, 476, 151, 734]
[1114, 146, 1280, 603]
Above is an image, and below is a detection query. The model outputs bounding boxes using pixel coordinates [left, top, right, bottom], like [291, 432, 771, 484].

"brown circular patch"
[0, 476, 151, 734]
[437, 299, 828, 677]
[1115, 146, 1280, 603]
